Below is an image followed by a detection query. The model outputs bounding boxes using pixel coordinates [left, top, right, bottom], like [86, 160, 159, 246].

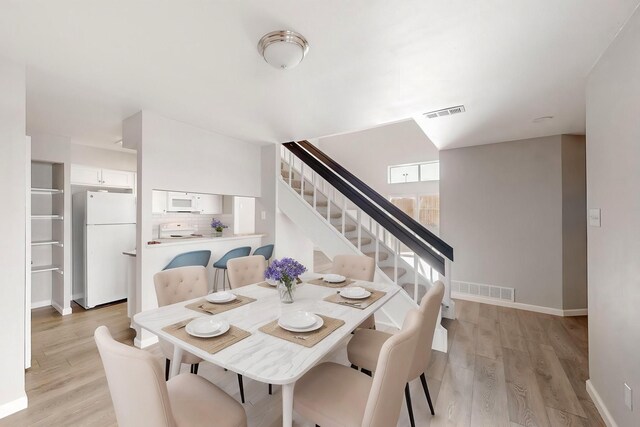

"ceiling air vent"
[424, 105, 466, 119]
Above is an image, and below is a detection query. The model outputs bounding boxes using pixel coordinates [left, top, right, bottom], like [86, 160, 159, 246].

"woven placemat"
[257, 281, 277, 289]
[162, 318, 251, 354]
[259, 314, 345, 348]
[185, 295, 256, 315]
[307, 277, 355, 288]
[323, 288, 386, 310]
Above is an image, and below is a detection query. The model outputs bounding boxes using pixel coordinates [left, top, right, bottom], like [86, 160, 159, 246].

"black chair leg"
[350, 364, 358, 370]
[165, 359, 170, 381]
[361, 368, 372, 377]
[405, 383, 416, 427]
[269, 384, 272, 395]
[420, 373, 435, 415]
[191, 363, 199, 375]
[237, 373, 245, 403]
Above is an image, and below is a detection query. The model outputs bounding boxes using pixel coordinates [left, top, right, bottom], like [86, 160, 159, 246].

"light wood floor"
[0, 298, 603, 427]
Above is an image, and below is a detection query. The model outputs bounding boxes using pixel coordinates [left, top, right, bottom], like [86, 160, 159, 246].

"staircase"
[277, 141, 455, 353]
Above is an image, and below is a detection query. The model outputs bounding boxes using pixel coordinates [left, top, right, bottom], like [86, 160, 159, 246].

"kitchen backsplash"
[151, 213, 234, 238]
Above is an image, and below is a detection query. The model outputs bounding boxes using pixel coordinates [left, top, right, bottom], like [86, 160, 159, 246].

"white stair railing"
[279, 146, 454, 317]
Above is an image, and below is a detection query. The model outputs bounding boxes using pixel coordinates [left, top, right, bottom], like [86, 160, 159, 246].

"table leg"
[170, 346, 183, 378]
[282, 382, 295, 427]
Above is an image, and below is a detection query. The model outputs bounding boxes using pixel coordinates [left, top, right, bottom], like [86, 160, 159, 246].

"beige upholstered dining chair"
[153, 266, 209, 379]
[332, 254, 376, 329]
[293, 308, 422, 427]
[347, 281, 445, 426]
[227, 255, 267, 289]
[94, 326, 247, 427]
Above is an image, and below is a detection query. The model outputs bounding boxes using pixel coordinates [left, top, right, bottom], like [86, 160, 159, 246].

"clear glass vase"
[277, 280, 296, 304]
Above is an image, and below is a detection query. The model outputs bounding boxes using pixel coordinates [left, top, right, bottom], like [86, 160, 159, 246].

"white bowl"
[278, 316, 324, 333]
[340, 287, 371, 300]
[323, 274, 346, 283]
[206, 291, 237, 303]
[279, 311, 318, 329]
[186, 318, 230, 337]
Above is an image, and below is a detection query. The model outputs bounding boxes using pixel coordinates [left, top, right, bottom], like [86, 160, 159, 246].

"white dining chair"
[293, 308, 422, 427]
[154, 266, 208, 380]
[94, 325, 247, 427]
[347, 281, 445, 426]
[332, 254, 376, 330]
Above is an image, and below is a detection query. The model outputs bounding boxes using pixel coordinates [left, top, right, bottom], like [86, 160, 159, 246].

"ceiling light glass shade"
[258, 30, 309, 69]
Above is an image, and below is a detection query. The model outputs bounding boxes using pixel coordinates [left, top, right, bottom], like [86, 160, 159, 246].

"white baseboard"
[30, 299, 51, 309]
[0, 394, 28, 419]
[51, 301, 72, 316]
[451, 292, 588, 317]
[586, 379, 618, 427]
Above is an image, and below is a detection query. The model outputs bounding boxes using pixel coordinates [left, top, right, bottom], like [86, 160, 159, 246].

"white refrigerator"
[73, 191, 136, 309]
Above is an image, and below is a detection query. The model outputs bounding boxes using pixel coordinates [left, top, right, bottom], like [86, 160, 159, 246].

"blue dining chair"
[163, 250, 212, 271]
[252, 244, 274, 264]
[213, 246, 251, 291]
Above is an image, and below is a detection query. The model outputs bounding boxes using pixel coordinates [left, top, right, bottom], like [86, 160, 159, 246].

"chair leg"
[361, 368, 372, 377]
[350, 364, 358, 370]
[191, 363, 199, 375]
[268, 383, 272, 395]
[420, 373, 435, 415]
[237, 373, 245, 404]
[405, 383, 416, 427]
[214, 269, 219, 292]
[165, 359, 170, 381]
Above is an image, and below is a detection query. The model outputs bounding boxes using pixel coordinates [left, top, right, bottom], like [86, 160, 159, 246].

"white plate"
[186, 318, 230, 338]
[206, 291, 237, 303]
[340, 287, 371, 300]
[279, 311, 317, 329]
[278, 316, 324, 333]
[323, 274, 346, 283]
[266, 279, 279, 287]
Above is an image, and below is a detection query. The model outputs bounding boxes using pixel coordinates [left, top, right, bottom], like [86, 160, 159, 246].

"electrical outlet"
[625, 383, 633, 410]
[261, 211, 266, 220]
[589, 208, 601, 227]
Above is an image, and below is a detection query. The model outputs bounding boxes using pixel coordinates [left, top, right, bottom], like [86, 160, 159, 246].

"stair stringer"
[278, 179, 447, 353]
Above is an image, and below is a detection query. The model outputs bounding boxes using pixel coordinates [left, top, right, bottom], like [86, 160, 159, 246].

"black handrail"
[297, 140, 454, 261]
[283, 141, 447, 275]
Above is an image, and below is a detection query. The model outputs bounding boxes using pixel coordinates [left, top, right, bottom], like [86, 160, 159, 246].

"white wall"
[123, 111, 264, 345]
[0, 60, 27, 418]
[317, 120, 440, 198]
[586, 5, 640, 426]
[440, 135, 587, 311]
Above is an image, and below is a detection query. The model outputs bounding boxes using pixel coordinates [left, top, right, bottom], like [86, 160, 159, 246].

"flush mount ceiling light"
[258, 30, 309, 69]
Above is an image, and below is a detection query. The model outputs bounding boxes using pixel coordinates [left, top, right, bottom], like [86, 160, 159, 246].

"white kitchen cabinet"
[197, 194, 223, 214]
[152, 190, 167, 214]
[71, 164, 102, 186]
[71, 164, 135, 189]
[101, 168, 134, 188]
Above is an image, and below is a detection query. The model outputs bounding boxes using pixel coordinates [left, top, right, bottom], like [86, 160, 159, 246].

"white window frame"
[388, 160, 439, 184]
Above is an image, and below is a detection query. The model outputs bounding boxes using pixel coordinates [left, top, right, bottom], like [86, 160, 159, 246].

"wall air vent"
[424, 105, 466, 119]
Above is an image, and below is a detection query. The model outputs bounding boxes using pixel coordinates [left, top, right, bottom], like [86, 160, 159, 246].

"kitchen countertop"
[146, 233, 265, 248]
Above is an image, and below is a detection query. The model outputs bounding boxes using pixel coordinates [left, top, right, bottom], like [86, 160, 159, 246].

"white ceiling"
[1, 1, 638, 150]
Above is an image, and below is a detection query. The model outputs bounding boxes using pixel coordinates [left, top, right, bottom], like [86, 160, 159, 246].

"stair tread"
[381, 266, 407, 279]
[348, 237, 373, 246]
[364, 251, 390, 261]
[333, 223, 356, 232]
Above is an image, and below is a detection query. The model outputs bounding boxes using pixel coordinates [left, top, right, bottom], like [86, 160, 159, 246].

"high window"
[388, 161, 439, 184]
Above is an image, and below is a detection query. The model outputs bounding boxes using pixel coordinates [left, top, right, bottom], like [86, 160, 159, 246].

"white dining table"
[133, 277, 400, 427]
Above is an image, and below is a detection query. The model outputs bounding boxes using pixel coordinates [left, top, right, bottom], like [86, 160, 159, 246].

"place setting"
[185, 290, 256, 316]
[323, 285, 386, 309]
[162, 316, 251, 354]
[307, 273, 356, 288]
[259, 310, 345, 348]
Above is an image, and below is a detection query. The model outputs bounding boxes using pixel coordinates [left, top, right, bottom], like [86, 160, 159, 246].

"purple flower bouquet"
[264, 257, 307, 303]
[210, 218, 228, 233]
